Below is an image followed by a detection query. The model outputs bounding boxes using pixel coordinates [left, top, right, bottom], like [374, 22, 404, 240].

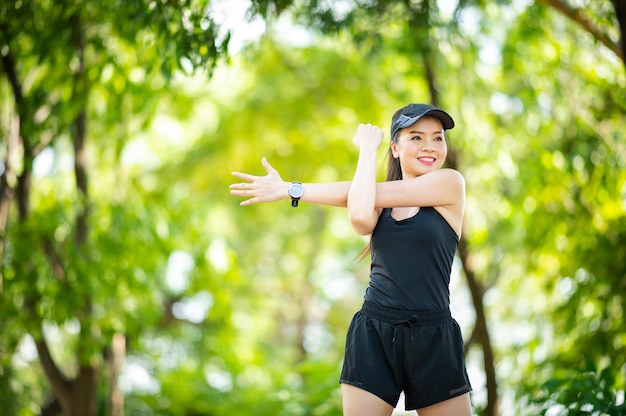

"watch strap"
[289, 181, 303, 208]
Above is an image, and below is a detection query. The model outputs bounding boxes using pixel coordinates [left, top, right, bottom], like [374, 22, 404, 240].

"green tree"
[494, 4, 626, 414]
[0, 0, 227, 414]
[2, 1, 624, 415]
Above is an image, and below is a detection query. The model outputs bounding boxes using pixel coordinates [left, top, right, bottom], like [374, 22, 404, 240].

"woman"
[230, 103, 473, 416]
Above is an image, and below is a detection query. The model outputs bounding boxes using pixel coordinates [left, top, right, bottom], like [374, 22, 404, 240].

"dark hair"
[385, 104, 412, 182]
[385, 148, 403, 181]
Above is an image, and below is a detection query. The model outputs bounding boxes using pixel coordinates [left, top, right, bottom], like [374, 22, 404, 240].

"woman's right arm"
[346, 124, 383, 235]
[230, 157, 351, 207]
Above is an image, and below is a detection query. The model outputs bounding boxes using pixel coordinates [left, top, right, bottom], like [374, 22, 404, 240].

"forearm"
[347, 149, 379, 235]
[299, 181, 351, 207]
[347, 150, 377, 215]
[345, 124, 383, 235]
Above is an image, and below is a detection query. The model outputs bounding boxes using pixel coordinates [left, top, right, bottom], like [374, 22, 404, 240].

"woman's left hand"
[230, 157, 289, 206]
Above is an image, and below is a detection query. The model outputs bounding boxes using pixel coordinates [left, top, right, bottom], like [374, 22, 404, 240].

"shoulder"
[412, 168, 465, 195]
[429, 170, 465, 236]
[435, 168, 465, 184]
[427, 169, 465, 193]
[442, 169, 465, 193]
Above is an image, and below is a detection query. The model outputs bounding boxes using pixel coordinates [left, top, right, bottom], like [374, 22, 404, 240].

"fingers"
[230, 188, 272, 206]
[261, 156, 275, 174]
[355, 123, 383, 138]
[229, 172, 257, 199]
[231, 157, 268, 182]
[232, 157, 277, 180]
[353, 123, 383, 150]
[231, 171, 258, 182]
[239, 197, 263, 206]
[229, 187, 260, 206]
[229, 183, 252, 191]
[230, 157, 277, 206]
[239, 197, 258, 206]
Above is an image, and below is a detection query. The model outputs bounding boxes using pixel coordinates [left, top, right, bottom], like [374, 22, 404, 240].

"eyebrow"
[406, 129, 444, 135]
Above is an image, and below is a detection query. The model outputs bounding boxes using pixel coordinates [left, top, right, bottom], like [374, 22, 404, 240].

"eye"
[410, 135, 422, 141]
[434, 136, 444, 141]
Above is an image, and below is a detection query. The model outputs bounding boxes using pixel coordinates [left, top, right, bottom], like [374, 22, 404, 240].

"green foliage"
[475, 2, 626, 414]
[527, 366, 626, 416]
[1, 0, 625, 415]
[1, 0, 231, 414]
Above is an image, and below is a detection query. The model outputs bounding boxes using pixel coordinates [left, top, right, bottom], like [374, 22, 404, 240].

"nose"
[422, 140, 436, 151]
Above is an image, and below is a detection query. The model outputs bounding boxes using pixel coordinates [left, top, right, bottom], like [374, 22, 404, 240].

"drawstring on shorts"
[391, 315, 420, 342]
[360, 301, 452, 343]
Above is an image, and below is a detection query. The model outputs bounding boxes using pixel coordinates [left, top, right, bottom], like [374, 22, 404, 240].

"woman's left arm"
[230, 157, 352, 207]
[375, 169, 466, 236]
[374, 168, 465, 209]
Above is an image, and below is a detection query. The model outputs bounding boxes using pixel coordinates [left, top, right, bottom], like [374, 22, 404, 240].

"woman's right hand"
[352, 123, 383, 152]
[230, 157, 289, 206]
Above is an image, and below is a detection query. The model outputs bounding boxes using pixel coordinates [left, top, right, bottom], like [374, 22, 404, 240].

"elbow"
[351, 222, 373, 236]
[348, 213, 376, 236]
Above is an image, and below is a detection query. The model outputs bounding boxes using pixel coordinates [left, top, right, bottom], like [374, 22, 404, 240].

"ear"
[390, 142, 399, 158]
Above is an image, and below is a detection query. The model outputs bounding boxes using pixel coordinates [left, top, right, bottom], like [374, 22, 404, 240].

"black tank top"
[364, 207, 459, 311]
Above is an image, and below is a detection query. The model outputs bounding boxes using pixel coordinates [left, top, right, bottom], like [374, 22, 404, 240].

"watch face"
[289, 183, 304, 198]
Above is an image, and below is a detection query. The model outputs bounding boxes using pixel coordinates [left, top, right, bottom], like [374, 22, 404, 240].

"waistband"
[360, 301, 451, 325]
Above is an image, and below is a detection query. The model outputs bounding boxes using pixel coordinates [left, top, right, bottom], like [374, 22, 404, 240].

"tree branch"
[611, 0, 626, 65]
[0, 39, 24, 107]
[42, 237, 67, 282]
[537, 0, 624, 63]
[70, 13, 89, 246]
[35, 338, 72, 411]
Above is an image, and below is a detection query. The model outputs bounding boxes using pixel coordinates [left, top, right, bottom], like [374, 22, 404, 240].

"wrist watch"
[288, 182, 304, 207]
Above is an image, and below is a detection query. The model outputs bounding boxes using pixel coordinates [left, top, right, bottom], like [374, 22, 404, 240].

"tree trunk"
[457, 237, 499, 416]
[36, 339, 99, 416]
[424, 52, 500, 416]
[0, 114, 17, 290]
[0, 46, 24, 290]
[34, 10, 103, 416]
[107, 333, 126, 416]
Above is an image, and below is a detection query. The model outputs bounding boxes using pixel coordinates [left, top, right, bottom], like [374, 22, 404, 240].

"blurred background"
[1, 0, 624, 415]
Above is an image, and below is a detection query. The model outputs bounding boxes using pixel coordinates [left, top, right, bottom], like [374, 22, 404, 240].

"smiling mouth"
[418, 157, 436, 163]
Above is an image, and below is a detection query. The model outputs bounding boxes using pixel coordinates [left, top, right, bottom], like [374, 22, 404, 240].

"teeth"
[419, 157, 435, 162]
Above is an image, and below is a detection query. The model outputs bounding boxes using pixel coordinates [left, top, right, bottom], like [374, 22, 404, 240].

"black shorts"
[339, 301, 472, 410]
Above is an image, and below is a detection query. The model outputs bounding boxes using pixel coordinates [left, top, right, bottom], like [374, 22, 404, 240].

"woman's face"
[391, 116, 447, 179]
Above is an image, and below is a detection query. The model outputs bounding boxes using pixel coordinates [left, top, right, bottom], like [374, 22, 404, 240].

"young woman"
[230, 103, 473, 416]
